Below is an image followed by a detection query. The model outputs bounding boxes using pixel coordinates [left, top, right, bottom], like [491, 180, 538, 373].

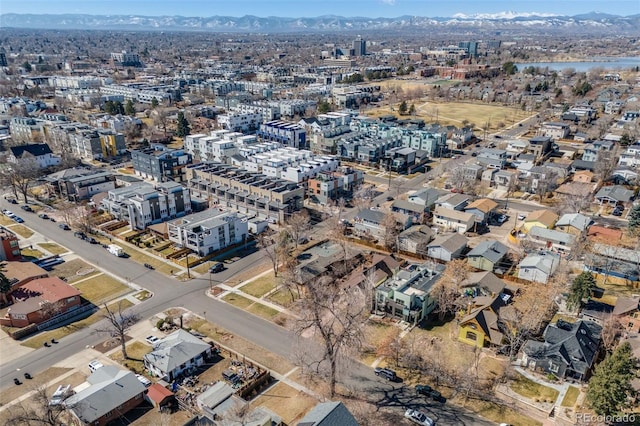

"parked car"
[145, 335, 159, 345]
[471, 152, 477, 157]
[209, 262, 224, 273]
[517, 213, 527, 220]
[86, 237, 98, 244]
[497, 214, 508, 224]
[7, 198, 17, 204]
[38, 213, 49, 220]
[144, 263, 154, 270]
[13, 216, 24, 223]
[415, 384, 433, 395]
[88, 360, 104, 373]
[74, 231, 86, 240]
[404, 409, 435, 426]
[4, 210, 15, 218]
[59, 223, 70, 230]
[612, 209, 622, 216]
[386, 196, 394, 201]
[135, 374, 152, 388]
[21, 205, 33, 212]
[374, 367, 398, 381]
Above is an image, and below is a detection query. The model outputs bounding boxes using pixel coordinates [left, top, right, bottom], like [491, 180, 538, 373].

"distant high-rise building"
[487, 40, 502, 50]
[458, 41, 478, 57]
[0, 52, 7, 67]
[352, 38, 366, 56]
[110, 51, 142, 67]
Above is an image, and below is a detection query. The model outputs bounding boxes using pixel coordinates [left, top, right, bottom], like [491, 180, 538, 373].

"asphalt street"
[0, 196, 496, 425]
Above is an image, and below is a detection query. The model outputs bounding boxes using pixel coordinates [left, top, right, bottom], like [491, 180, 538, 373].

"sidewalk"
[514, 365, 570, 407]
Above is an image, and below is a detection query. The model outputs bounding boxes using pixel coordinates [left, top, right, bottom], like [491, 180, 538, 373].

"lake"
[516, 57, 640, 73]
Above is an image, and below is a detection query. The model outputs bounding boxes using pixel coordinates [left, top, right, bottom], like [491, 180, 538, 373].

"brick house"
[0, 277, 81, 328]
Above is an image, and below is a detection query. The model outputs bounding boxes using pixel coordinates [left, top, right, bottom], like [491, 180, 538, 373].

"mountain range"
[1, 12, 639, 33]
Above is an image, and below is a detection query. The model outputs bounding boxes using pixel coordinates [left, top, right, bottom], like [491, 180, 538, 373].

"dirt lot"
[251, 382, 318, 425]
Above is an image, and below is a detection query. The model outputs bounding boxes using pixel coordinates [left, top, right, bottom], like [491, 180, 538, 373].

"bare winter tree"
[286, 210, 311, 249]
[382, 212, 401, 250]
[431, 259, 471, 320]
[600, 314, 624, 353]
[153, 108, 170, 137]
[375, 327, 404, 368]
[255, 231, 292, 277]
[4, 385, 75, 426]
[96, 301, 140, 359]
[7, 153, 42, 202]
[292, 274, 369, 397]
[535, 169, 559, 202]
[594, 147, 620, 183]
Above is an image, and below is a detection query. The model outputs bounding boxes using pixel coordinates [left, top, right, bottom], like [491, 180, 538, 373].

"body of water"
[516, 57, 640, 73]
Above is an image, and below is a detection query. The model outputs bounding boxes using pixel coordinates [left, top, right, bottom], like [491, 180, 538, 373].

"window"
[549, 364, 559, 373]
[466, 331, 477, 341]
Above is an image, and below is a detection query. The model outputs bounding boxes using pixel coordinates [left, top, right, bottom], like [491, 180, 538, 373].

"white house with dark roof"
[528, 226, 576, 253]
[65, 366, 146, 426]
[594, 185, 634, 204]
[8, 143, 60, 168]
[144, 329, 212, 381]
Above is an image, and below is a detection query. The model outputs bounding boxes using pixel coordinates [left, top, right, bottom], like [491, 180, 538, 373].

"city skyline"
[1, 0, 637, 18]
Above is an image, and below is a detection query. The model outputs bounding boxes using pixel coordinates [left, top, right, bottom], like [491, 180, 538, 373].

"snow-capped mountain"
[0, 12, 638, 33]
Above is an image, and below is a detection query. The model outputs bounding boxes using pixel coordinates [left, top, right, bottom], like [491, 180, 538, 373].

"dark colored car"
[209, 262, 224, 273]
[38, 213, 49, 219]
[415, 384, 433, 395]
[74, 231, 86, 240]
[374, 367, 398, 381]
[13, 216, 24, 223]
[612, 209, 622, 216]
[86, 237, 98, 244]
[386, 196, 394, 201]
[21, 205, 33, 212]
[7, 198, 18, 204]
[471, 152, 477, 157]
[59, 223, 70, 230]
[144, 263, 154, 270]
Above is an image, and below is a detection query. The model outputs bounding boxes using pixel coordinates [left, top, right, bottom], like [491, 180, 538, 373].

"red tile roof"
[11, 277, 81, 303]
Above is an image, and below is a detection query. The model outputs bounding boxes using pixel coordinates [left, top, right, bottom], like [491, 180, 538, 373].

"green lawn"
[73, 274, 131, 305]
[561, 386, 580, 407]
[38, 242, 69, 255]
[511, 373, 560, 402]
[247, 302, 279, 320]
[21, 299, 134, 349]
[9, 224, 34, 238]
[222, 293, 254, 309]
[240, 274, 276, 298]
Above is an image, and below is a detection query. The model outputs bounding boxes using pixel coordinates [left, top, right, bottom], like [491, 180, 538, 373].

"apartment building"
[186, 162, 304, 223]
[217, 110, 262, 133]
[184, 130, 257, 162]
[68, 129, 126, 160]
[0, 227, 21, 261]
[257, 120, 307, 149]
[101, 182, 191, 230]
[100, 84, 173, 104]
[307, 166, 364, 204]
[167, 208, 248, 256]
[539, 122, 570, 140]
[9, 117, 42, 142]
[131, 145, 192, 183]
[582, 140, 615, 162]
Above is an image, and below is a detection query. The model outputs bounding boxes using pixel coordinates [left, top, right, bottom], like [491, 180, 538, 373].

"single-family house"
[555, 213, 591, 235]
[432, 206, 475, 234]
[464, 198, 498, 224]
[494, 170, 516, 190]
[8, 143, 61, 168]
[580, 300, 614, 326]
[572, 170, 594, 183]
[391, 200, 428, 222]
[297, 401, 360, 426]
[517, 251, 561, 284]
[397, 225, 434, 255]
[594, 185, 634, 205]
[65, 366, 146, 426]
[426, 233, 468, 262]
[458, 295, 505, 348]
[521, 320, 601, 381]
[145, 383, 176, 411]
[0, 277, 82, 328]
[467, 240, 509, 272]
[528, 226, 576, 253]
[460, 271, 515, 298]
[461, 164, 483, 182]
[353, 209, 410, 239]
[613, 296, 640, 332]
[476, 148, 507, 169]
[522, 209, 559, 233]
[144, 329, 212, 382]
[407, 187, 442, 208]
[539, 122, 570, 140]
[435, 193, 471, 211]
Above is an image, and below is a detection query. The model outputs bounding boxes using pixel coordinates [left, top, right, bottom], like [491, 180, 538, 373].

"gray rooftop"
[555, 213, 591, 232]
[144, 329, 210, 375]
[427, 233, 468, 253]
[297, 401, 360, 426]
[529, 226, 576, 245]
[467, 240, 508, 264]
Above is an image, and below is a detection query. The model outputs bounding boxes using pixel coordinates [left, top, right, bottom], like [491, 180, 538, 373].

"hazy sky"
[1, 0, 638, 17]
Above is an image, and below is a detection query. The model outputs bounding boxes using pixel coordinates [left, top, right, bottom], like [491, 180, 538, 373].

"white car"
[517, 214, 527, 220]
[4, 210, 15, 218]
[404, 409, 435, 426]
[145, 335, 159, 345]
[135, 374, 152, 387]
[88, 360, 104, 373]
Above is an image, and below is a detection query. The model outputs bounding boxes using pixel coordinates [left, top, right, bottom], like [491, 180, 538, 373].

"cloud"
[380, 0, 397, 5]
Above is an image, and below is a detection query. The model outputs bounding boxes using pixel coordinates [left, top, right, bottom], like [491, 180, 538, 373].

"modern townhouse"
[131, 145, 193, 183]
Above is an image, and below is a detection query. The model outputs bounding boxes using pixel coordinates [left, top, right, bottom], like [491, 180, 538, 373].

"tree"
[600, 314, 624, 352]
[256, 231, 291, 277]
[286, 210, 310, 249]
[9, 154, 41, 203]
[175, 111, 190, 137]
[21, 61, 32, 72]
[408, 104, 416, 115]
[150, 97, 159, 109]
[567, 271, 596, 310]
[125, 99, 136, 116]
[432, 259, 471, 320]
[376, 328, 404, 368]
[398, 100, 408, 115]
[292, 274, 368, 397]
[594, 147, 619, 183]
[96, 301, 140, 359]
[627, 203, 640, 236]
[153, 108, 170, 137]
[587, 342, 637, 416]
[5, 385, 74, 426]
[502, 61, 518, 75]
[317, 101, 331, 114]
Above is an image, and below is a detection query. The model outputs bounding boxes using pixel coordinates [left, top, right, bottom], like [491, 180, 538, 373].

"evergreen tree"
[317, 101, 331, 114]
[502, 61, 518, 75]
[175, 111, 190, 138]
[125, 99, 136, 116]
[150, 98, 159, 109]
[398, 101, 408, 115]
[628, 203, 640, 236]
[0, 264, 11, 305]
[21, 61, 32, 72]
[567, 271, 596, 309]
[587, 342, 636, 416]
[409, 104, 416, 115]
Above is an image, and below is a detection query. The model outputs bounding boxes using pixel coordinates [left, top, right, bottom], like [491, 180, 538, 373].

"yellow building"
[458, 295, 504, 348]
[522, 209, 559, 233]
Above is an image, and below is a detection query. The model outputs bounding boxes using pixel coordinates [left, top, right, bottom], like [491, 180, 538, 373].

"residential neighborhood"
[0, 3, 640, 426]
